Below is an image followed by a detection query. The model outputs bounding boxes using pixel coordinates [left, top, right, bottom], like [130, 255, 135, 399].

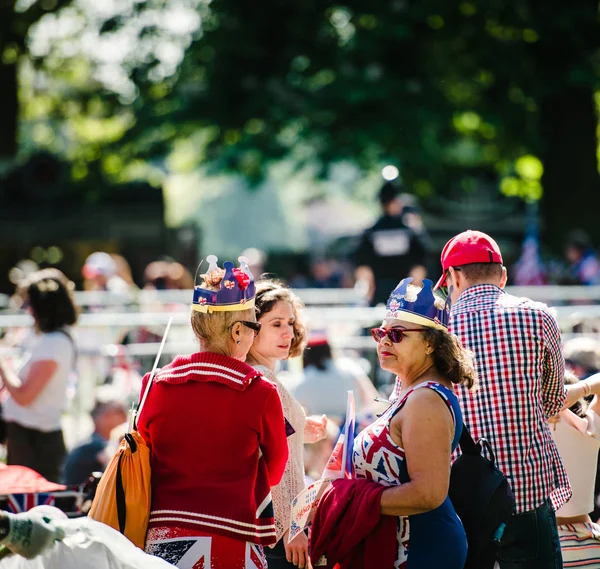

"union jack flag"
[321, 390, 355, 480]
[6, 493, 55, 514]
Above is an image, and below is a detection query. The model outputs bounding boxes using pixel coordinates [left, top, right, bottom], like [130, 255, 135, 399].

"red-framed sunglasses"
[371, 327, 424, 344]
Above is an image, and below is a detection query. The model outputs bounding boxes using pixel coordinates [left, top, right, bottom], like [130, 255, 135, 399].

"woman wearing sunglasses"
[138, 257, 289, 569]
[352, 277, 478, 568]
[246, 280, 328, 569]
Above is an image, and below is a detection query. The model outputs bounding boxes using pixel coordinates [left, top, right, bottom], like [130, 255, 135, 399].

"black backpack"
[449, 424, 515, 569]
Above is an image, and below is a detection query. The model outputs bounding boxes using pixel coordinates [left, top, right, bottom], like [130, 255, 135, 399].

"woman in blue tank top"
[353, 278, 478, 568]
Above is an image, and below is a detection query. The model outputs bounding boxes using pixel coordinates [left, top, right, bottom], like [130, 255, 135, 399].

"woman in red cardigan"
[138, 255, 289, 569]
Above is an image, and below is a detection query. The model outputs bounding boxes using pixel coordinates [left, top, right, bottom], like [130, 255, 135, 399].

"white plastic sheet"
[1, 516, 175, 569]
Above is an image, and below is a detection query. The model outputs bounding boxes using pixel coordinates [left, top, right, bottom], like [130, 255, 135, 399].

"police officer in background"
[354, 182, 429, 306]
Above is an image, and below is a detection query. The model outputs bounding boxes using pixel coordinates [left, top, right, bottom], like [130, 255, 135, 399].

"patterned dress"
[353, 381, 467, 569]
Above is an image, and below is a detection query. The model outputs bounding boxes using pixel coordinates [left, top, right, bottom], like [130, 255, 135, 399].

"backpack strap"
[115, 452, 127, 534]
[460, 423, 497, 466]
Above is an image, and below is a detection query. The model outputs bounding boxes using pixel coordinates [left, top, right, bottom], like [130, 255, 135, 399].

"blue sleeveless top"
[353, 381, 467, 569]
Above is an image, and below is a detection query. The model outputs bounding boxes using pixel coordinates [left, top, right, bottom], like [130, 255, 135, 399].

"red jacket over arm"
[310, 478, 397, 569]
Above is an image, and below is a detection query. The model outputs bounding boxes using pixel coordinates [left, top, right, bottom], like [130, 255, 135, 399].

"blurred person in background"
[354, 181, 428, 306]
[111, 254, 137, 290]
[303, 420, 339, 484]
[62, 397, 128, 486]
[143, 257, 194, 290]
[0, 269, 78, 482]
[564, 337, 600, 379]
[246, 280, 327, 569]
[306, 256, 352, 289]
[562, 337, 600, 524]
[554, 371, 600, 566]
[120, 257, 194, 373]
[81, 252, 131, 293]
[290, 332, 380, 425]
[139, 257, 288, 569]
[564, 230, 600, 285]
[241, 247, 267, 280]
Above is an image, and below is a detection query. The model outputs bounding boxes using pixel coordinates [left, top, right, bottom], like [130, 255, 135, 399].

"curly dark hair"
[564, 369, 590, 418]
[420, 327, 478, 390]
[18, 268, 78, 333]
[254, 280, 306, 358]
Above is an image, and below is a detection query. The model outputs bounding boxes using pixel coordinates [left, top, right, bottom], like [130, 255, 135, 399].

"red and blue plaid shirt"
[449, 284, 571, 514]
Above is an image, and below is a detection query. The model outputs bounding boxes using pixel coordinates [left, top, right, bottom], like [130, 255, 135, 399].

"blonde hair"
[191, 308, 255, 351]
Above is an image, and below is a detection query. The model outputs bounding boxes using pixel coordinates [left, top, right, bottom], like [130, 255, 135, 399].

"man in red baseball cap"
[437, 229, 569, 569]
[434, 230, 505, 299]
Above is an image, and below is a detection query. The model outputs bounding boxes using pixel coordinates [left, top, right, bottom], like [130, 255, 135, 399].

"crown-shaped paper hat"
[385, 278, 451, 330]
[192, 255, 256, 313]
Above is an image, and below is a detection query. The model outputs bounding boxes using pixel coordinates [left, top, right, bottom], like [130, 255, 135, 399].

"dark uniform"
[355, 214, 427, 306]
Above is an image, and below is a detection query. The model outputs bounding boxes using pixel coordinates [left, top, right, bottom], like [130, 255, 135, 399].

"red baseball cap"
[434, 230, 503, 290]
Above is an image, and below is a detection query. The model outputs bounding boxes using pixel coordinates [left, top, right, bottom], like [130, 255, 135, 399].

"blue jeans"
[497, 500, 563, 569]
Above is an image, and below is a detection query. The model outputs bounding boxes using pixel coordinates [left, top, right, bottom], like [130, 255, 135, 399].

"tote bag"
[87, 430, 151, 549]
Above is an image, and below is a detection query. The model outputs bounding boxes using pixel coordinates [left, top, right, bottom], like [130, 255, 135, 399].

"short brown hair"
[254, 280, 306, 358]
[19, 269, 78, 333]
[420, 328, 478, 390]
[456, 262, 503, 283]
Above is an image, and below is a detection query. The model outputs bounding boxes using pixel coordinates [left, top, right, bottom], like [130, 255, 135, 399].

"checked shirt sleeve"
[540, 309, 566, 418]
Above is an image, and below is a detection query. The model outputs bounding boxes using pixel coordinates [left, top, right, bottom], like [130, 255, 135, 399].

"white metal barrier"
[1, 285, 599, 311]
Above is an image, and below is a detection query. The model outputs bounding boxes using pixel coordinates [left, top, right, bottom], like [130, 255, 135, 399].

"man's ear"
[448, 267, 463, 290]
[499, 266, 508, 289]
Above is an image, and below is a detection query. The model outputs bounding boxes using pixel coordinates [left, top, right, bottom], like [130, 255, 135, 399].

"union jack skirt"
[146, 526, 267, 569]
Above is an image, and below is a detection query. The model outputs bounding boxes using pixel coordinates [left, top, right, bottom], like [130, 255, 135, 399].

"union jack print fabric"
[146, 526, 267, 569]
[6, 492, 55, 513]
[449, 284, 570, 513]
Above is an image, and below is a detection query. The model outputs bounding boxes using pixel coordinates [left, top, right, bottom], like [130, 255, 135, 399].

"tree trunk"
[0, 0, 18, 160]
[539, 87, 600, 251]
[0, 61, 18, 159]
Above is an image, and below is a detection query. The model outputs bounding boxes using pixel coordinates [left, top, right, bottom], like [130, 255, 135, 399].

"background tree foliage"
[4, 0, 600, 249]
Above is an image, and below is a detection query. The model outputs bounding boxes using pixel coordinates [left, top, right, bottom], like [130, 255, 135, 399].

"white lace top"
[255, 365, 307, 544]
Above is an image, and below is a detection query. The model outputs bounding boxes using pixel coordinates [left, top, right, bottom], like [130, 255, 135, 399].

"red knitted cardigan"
[137, 351, 288, 545]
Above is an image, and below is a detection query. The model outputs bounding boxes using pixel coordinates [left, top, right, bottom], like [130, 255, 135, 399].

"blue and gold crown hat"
[192, 255, 256, 313]
[385, 278, 451, 330]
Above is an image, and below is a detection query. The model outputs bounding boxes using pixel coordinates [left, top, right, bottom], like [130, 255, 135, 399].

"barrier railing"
[1, 285, 599, 311]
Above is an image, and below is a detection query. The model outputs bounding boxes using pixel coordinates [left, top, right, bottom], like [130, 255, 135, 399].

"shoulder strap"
[133, 317, 173, 431]
[391, 381, 443, 418]
[459, 423, 497, 466]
